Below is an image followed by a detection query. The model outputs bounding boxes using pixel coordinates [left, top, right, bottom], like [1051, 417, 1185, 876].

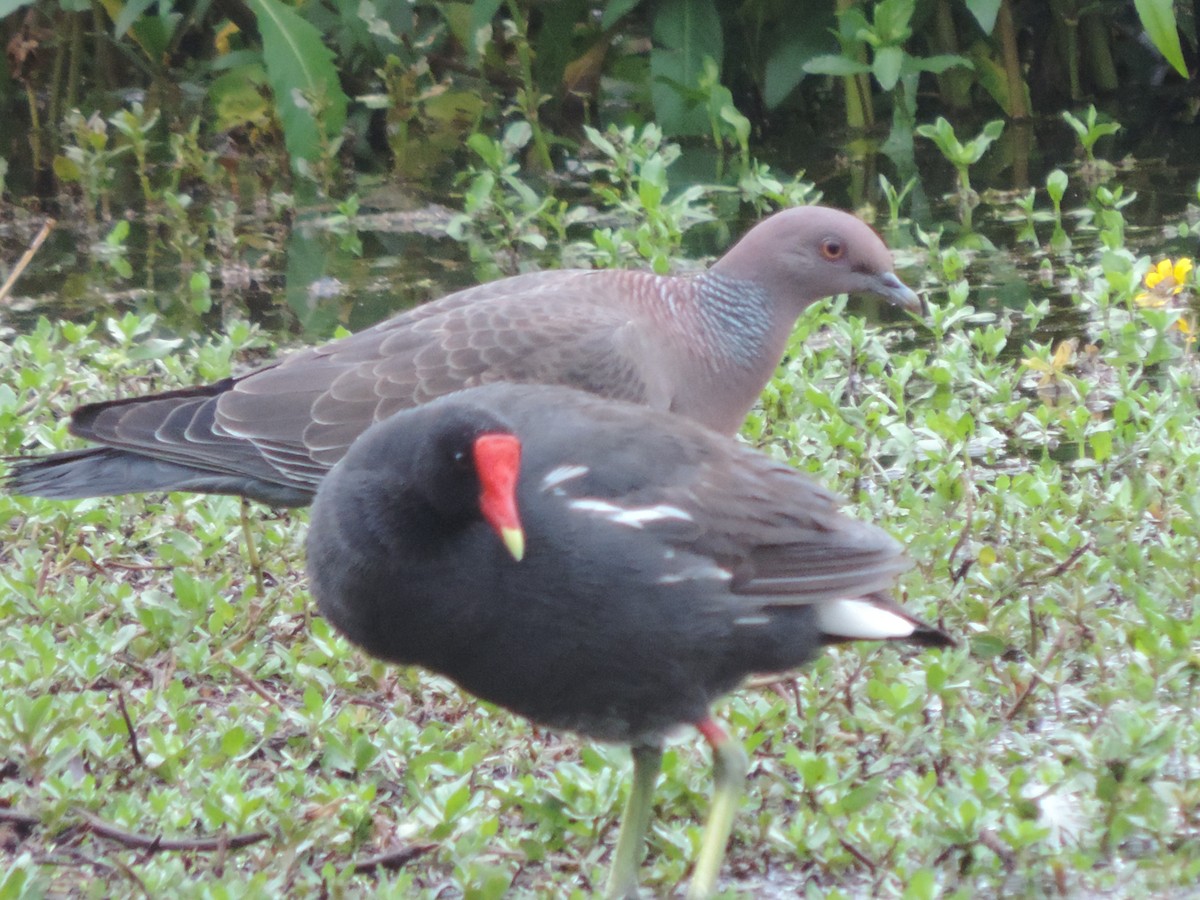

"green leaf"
[763, 31, 831, 108]
[650, 0, 723, 135]
[970, 634, 1008, 658]
[873, 0, 915, 43]
[652, 0, 723, 62]
[210, 64, 270, 132]
[468, 0, 504, 62]
[980, 119, 1005, 140]
[111, 0, 154, 37]
[1134, 0, 1188, 78]
[873, 45, 904, 90]
[245, 0, 348, 171]
[840, 779, 884, 814]
[1046, 169, 1068, 203]
[52, 155, 82, 182]
[966, 39, 1031, 117]
[964, 0, 1002, 34]
[804, 54, 871, 77]
[0, 0, 35, 16]
[903, 53, 971, 75]
[601, 0, 644, 29]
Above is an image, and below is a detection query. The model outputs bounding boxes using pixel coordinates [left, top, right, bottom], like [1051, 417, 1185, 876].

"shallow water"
[2, 104, 1197, 359]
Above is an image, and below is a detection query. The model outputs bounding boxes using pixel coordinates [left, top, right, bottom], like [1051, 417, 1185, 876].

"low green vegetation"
[2, 115, 1199, 898]
[1, 2, 1193, 210]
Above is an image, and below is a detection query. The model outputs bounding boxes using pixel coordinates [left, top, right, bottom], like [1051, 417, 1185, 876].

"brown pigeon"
[8, 206, 919, 506]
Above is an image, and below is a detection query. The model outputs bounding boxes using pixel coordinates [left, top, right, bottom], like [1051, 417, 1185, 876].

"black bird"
[306, 382, 950, 898]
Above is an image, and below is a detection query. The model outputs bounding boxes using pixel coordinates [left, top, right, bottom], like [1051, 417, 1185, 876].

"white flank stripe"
[569, 499, 625, 516]
[541, 464, 589, 492]
[816, 599, 916, 640]
[569, 499, 693, 529]
[610, 505, 692, 527]
[657, 564, 732, 585]
[734, 615, 770, 627]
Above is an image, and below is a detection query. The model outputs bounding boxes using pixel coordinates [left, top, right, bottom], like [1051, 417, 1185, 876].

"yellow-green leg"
[605, 743, 663, 900]
[688, 718, 748, 899]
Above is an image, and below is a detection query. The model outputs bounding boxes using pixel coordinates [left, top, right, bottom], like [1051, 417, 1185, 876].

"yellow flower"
[1022, 339, 1081, 406]
[1022, 338, 1077, 385]
[215, 21, 240, 56]
[1136, 257, 1193, 307]
[1177, 317, 1197, 345]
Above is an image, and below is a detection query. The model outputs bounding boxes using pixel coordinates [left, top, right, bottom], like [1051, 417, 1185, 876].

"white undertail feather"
[816, 598, 918, 641]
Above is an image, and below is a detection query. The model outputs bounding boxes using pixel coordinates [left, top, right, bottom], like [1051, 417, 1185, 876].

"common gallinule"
[8, 206, 919, 506]
[306, 382, 950, 899]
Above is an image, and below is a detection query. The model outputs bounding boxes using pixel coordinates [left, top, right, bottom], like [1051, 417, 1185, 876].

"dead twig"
[1015, 541, 1092, 653]
[35, 550, 52, 599]
[947, 472, 977, 584]
[115, 689, 143, 766]
[352, 842, 437, 873]
[836, 834, 878, 871]
[240, 498, 267, 597]
[1003, 630, 1068, 722]
[0, 808, 41, 827]
[977, 828, 1016, 868]
[106, 853, 153, 900]
[1016, 541, 1093, 589]
[77, 809, 270, 852]
[97, 560, 174, 572]
[0, 217, 56, 304]
[226, 664, 287, 712]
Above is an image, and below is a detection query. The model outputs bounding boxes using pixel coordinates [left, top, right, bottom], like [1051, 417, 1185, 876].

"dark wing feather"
[514, 391, 910, 607]
[70, 384, 301, 490]
[11, 269, 668, 504]
[658, 453, 910, 604]
[217, 291, 661, 478]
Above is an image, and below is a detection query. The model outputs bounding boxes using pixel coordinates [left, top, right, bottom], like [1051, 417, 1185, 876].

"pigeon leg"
[239, 497, 265, 596]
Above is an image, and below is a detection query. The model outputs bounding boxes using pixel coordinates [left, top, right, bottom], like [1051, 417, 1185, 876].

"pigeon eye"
[820, 238, 844, 260]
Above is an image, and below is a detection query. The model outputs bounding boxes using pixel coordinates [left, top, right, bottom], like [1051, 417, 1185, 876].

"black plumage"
[306, 383, 949, 898]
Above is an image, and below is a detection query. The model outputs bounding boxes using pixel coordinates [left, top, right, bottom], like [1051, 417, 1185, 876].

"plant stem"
[933, 0, 972, 109]
[1081, 13, 1118, 92]
[837, 0, 874, 130]
[505, 0, 553, 171]
[66, 12, 82, 115]
[997, 0, 1029, 118]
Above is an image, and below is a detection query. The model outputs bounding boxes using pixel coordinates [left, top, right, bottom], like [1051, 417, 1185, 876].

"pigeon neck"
[646, 270, 796, 434]
[691, 271, 783, 367]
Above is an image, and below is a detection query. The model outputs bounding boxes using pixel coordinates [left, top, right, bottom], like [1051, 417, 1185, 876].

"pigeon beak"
[474, 433, 526, 562]
[874, 272, 924, 315]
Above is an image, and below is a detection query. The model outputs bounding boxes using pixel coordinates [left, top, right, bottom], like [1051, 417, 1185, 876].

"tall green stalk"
[505, 0, 553, 171]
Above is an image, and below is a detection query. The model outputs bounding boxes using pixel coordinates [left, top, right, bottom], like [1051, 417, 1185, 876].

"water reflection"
[2, 108, 1197, 361]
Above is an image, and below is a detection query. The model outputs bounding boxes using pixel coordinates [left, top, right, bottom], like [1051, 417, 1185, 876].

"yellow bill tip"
[500, 526, 525, 562]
